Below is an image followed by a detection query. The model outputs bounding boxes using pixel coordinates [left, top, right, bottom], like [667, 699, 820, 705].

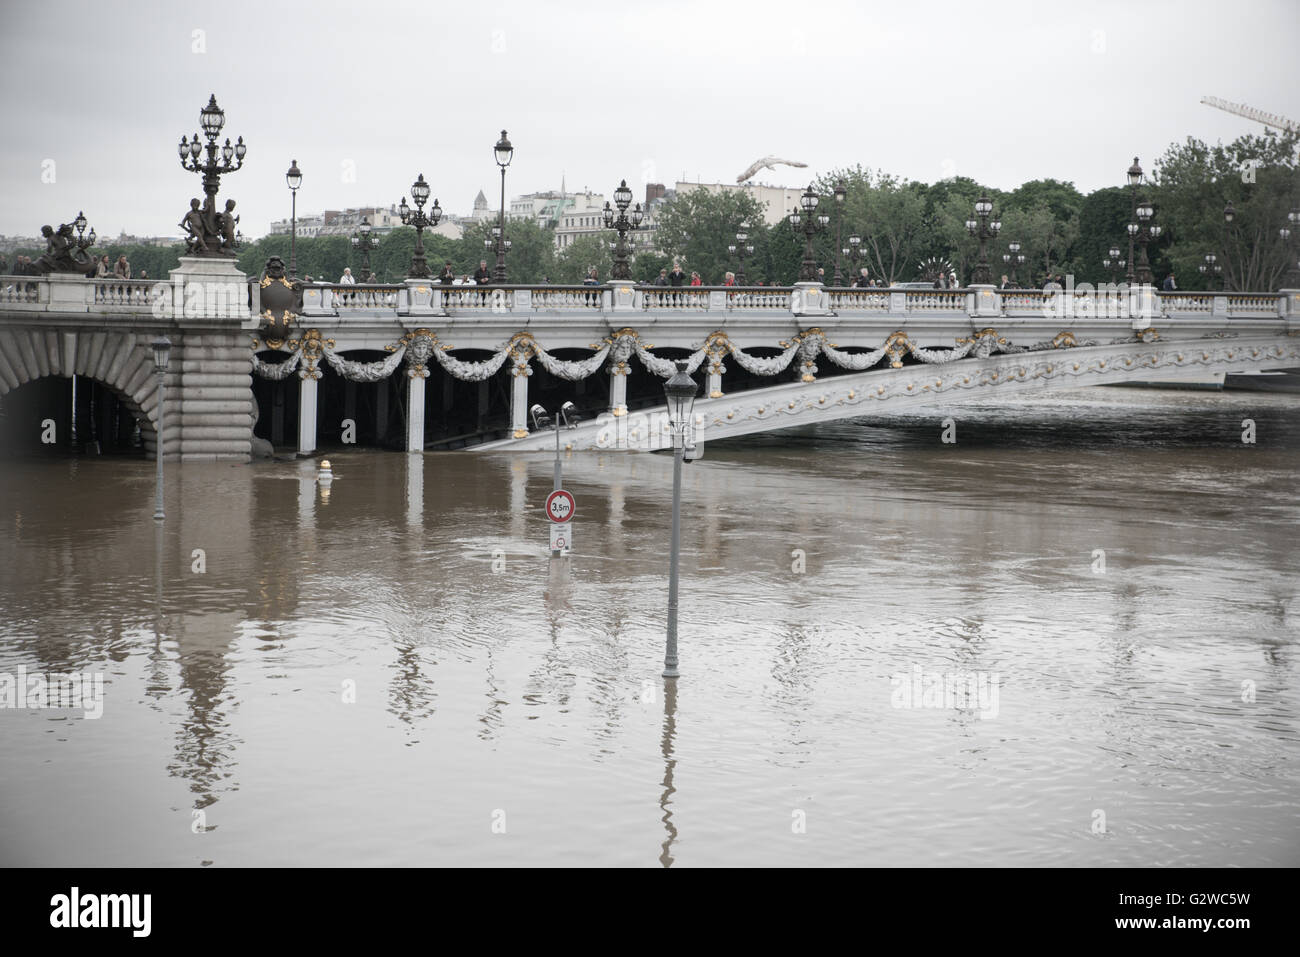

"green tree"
[552, 234, 611, 284]
[458, 218, 556, 283]
[654, 186, 768, 284]
[1153, 130, 1300, 290]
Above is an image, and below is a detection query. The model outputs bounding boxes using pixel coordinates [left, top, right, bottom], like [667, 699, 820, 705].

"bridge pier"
[510, 357, 531, 439]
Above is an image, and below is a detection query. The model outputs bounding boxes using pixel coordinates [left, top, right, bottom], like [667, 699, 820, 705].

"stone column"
[608, 361, 629, 416]
[297, 366, 318, 455]
[406, 370, 426, 452]
[510, 356, 531, 438]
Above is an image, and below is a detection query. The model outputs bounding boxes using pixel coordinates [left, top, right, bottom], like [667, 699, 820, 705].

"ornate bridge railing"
[92, 279, 156, 309]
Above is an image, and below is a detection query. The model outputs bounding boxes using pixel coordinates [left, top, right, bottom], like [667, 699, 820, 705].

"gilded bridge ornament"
[257, 257, 301, 341]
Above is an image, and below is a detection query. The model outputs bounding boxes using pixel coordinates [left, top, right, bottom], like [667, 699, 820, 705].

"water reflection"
[659, 677, 678, 869]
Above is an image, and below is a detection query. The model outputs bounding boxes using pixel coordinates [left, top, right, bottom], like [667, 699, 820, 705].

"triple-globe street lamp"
[1199, 253, 1222, 290]
[1001, 240, 1025, 286]
[351, 218, 378, 282]
[602, 180, 644, 280]
[398, 174, 442, 279]
[1102, 244, 1127, 285]
[1129, 196, 1162, 285]
[1125, 157, 1143, 284]
[728, 222, 754, 285]
[789, 186, 829, 282]
[843, 234, 866, 284]
[177, 94, 247, 255]
[831, 179, 847, 286]
[965, 194, 1001, 286]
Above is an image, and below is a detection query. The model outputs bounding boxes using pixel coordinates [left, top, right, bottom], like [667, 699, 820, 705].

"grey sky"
[1, 0, 1297, 240]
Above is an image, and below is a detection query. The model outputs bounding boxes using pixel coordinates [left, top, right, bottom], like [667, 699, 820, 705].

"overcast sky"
[1, 0, 1297, 240]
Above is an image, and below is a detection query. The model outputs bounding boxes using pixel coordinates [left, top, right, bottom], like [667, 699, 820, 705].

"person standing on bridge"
[853, 268, 870, 287]
[668, 262, 686, 286]
[339, 267, 355, 284]
[473, 260, 491, 285]
[690, 271, 702, 286]
[654, 268, 669, 286]
[1162, 271, 1177, 291]
[114, 255, 131, 280]
[439, 262, 455, 284]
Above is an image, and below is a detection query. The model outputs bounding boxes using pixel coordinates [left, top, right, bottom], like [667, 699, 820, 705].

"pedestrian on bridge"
[1162, 272, 1177, 291]
[668, 263, 686, 286]
[654, 269, 669, 286]
[474, 260, 491, 285]
[114, 255, 131, 280]
[853, 268, 870, 287]
[690, 271, 702, 286]
[339, 267, 356, 284]
[439, 262, 454, 284]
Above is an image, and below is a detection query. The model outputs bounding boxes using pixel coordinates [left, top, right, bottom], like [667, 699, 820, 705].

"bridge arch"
[0, 329, 165, 453]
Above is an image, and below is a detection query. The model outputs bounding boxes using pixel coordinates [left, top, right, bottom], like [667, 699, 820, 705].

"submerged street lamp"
[662, 360, 698, 679]
[399, 174, 442, 279]
[151, 337, 171, 522]
[530, 401, 580, 494]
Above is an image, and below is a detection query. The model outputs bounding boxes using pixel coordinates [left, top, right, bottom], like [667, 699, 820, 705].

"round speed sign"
[545, 489, 575, 524]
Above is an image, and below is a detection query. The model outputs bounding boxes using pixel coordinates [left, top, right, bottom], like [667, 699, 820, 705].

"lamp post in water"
[530, 401, 579, 492]
[151, 337, 171, 521]
[662, 360, 698, 679]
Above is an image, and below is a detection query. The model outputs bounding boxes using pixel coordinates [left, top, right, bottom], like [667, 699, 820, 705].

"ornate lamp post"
[789, 186, 828, 282]
[350, 218, 378, 282]
[831, 179, 847, 286]
[1000, 240, 1024, 286]
[727, 222, 754, 285]
[1102, 244, 1126, 285]
[285, 160, 302, 279]
[602, 180, 644, 280]
[150, 337, 171, 522]
[1279, 206, 1299, 288]
[1125, 156, 1142, 284]
[492, 130, 514, 282]
[72, 211, 96, 256]
[1198, 253, 1222, 290]
[842, 233, 866, 284]
[662, 360, 698, 679]
[177, 94, 247, 257]
[398, 174, 442, 279]
[965, 194, 1001, 286]
[1132, 196, 1161, 285]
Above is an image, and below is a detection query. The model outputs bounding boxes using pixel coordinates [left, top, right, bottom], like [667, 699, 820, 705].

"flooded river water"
[2, 387, 1298, 866]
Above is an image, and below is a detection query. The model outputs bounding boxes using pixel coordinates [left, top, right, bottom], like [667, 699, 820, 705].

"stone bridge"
[1, 259, 1297, 459]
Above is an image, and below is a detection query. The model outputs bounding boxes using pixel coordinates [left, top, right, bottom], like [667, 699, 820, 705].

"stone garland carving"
[324, 343, 407, 382]
[535, 343, 611, 380]
[250, 326, 1090, 386]
[251, 349, 302, 380]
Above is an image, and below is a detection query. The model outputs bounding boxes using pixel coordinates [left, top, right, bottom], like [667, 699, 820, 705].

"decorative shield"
[258, 256, 301, 344]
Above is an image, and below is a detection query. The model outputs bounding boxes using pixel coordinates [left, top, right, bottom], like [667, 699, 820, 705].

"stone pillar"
[706, 365, 723, 399]
[406, 451, 423, 526]
[791, 281, 830, 316]
[406, 370, 426, 452]
[167, 255, 256, 462]
[297, 368, 318, 455]
[969, 284, 1000, 318]
[510, 357, 531, 438]
[608, 361, 629, 416]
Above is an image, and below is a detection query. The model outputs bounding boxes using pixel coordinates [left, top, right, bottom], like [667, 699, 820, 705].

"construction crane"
[1201, 96, 1299, 134]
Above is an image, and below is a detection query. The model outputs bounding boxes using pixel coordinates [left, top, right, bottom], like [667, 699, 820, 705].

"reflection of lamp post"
[832, 179, 847, 286]
[602, 180, 644, 280]
[151, 337, 171, 521]
[1125, 156, 1142, 284]
[492, 130, 514, 282]
[965, 194, 1000, 285]
[398, 174, 442, 279]
[662, 360, 697, 679]
[350, 218, 378, 281]
[789, 186, 828, 282]
[285, 160, 301, 279]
